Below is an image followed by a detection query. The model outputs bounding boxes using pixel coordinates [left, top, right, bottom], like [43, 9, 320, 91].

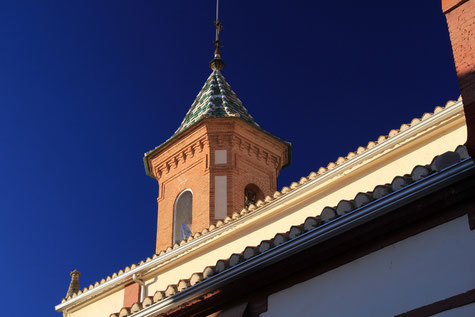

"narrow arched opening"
[244, 184, 264, 208]
[173, 190, 193, 243]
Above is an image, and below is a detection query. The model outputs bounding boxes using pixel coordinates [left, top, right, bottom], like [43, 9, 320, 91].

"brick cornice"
[152, 136, 209, 179]
[150, 120, 288, 179]
[144, 117, 291, 178]
[230, 134, 282, 170]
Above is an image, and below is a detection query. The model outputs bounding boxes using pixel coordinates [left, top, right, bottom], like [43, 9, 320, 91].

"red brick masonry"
[443, 0, 475, 155]
[146, 118, 290, 252]
[123, 283, 140, 308]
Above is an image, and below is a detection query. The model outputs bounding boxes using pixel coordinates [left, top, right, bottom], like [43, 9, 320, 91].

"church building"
[55, 1, 475, 316]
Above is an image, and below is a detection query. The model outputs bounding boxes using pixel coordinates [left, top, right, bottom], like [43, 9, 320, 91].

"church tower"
[143, 11, 291, 253]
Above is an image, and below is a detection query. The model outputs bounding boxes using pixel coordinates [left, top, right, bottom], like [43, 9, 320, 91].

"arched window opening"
[244, 184, 264, 208]
[173, 190, 193, 244]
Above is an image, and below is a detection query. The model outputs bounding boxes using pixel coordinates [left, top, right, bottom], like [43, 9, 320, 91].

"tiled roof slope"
[142, 70, 269, 176]
[110, 146, 472, 316]
[60, 98, 464, 305]
[175, 70, 258, 135]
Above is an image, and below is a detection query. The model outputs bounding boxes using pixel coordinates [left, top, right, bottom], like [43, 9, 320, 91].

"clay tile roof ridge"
[317, 97, 462, 174]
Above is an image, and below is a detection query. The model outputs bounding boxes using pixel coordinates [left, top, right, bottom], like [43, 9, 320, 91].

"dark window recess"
[174, 190, 193, 243]
[244, 184, 264, 208]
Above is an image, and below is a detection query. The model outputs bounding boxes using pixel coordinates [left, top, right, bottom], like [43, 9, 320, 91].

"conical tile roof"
[175, 70, 259, 135]
[143, 69, 291, 177]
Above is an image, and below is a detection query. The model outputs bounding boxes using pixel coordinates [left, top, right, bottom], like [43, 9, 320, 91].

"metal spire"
[210, 0, 225, 71]
[215, 0, 221, 42]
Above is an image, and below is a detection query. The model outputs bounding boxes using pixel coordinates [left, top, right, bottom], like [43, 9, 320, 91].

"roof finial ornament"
[66, 269, 81, 298]
[210, 0, 225, 71]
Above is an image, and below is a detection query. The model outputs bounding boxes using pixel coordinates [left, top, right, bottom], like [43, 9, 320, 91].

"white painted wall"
[263, 216, 475, 317]
[215, 176, 227, 219]
[68, 288, 125, 317]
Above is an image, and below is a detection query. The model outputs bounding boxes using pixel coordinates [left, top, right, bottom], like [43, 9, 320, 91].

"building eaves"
[56, 97, 464, 311]
[110, 146, 474, 317]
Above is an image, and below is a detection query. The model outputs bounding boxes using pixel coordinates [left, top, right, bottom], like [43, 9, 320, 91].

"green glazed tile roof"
[175, 70, 259, 134]
[143, 69, 292, 177]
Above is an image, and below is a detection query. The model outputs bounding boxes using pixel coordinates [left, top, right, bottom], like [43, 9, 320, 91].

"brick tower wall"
[150, 124, 212, 252]
[147, 118, 289, 253]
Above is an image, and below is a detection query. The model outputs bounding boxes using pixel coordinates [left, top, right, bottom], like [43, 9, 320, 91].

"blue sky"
[0, 1, 460, 315]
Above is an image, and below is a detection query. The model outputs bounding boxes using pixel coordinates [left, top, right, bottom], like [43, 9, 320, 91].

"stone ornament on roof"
[66, 270, 81, 298]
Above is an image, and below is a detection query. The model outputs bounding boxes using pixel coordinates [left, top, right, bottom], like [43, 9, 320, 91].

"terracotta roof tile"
[258, 240, 273, 253]
[242, 246, 259, 260]
[411, 165, 431, 181]
[320, 206, 337, 222]
[177, 279, 191, 292]
[153, 290, 165, 303]
[354, 192, 372, 208]
[431, 151, 462, 172]
[118, 307, 130, 317]
[336, 200, 354, 216]
[130, 302, 142, 313]
[142, 296, 153, 307]
[190, 273, 204, 286]
[229, 253, 244, 267]
[372, 185, 392, 200]
[273, 232, 290, 246]
[164, 284, 178, 297]
[289, 225, 304, 239]
[303, 216, 321, 231]
[202, 266, 215, 279]
[391, 175, 412, 191]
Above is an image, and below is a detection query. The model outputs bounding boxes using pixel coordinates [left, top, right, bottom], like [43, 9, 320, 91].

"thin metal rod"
[215, 0, 220, 41]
